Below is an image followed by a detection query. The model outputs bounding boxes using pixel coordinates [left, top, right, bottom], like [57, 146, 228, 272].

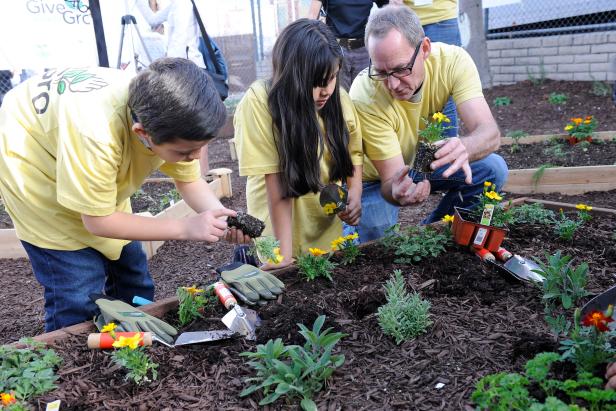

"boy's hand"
[185, 208, 236, 242]
[224, 227, 252, 244]
[260, 257, 295, 271]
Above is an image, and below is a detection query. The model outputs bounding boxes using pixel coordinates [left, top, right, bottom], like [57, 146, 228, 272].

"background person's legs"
[21, 241, 108, 332]
[105, 241, 154, 303]
[422, 18, 462, 137]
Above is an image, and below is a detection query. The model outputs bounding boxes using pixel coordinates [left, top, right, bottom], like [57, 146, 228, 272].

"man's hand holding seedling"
[430, 137, 473, 184]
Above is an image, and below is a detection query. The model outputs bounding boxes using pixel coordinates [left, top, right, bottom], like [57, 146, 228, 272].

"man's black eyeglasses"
[368, 39, 423, 81]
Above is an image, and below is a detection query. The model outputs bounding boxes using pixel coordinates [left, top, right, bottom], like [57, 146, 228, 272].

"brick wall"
[487, 31, 616, 85]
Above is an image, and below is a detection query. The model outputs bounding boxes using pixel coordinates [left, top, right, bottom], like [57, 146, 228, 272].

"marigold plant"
[297, 249, 337, 281]
[330, 233, 361, 265]
[564, 116, 597, 142]
[177, 285, 209, 326]
[471, 182, 512, 228]
[418, 112, 451, 143]
[102, 322, 158, 384]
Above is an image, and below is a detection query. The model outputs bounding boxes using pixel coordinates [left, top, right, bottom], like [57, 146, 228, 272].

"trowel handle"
[214, 281, 237, 310]
[87, 332, 152, 349]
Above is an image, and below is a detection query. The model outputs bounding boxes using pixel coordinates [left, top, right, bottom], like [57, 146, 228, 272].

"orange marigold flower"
[585, 115, 592, 120]
[582, 310, 613, 332]
[1, 392, 16, 406]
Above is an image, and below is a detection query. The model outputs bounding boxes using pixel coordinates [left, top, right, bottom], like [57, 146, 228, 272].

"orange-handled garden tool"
[214, 281, 260, 340]
[87, 332, 153, 349]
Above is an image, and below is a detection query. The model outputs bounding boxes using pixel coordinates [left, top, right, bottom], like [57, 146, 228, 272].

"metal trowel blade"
[503, 255, 545, 284]
[222, 305, 260, 340]
[173, 329, 236, 346]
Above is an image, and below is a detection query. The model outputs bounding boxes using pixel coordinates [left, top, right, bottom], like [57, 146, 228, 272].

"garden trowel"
[214, 281, 260, 340]
[580, 284, 616, 319]
[87, 329, 236, 349]
[485, 250, 545, 285]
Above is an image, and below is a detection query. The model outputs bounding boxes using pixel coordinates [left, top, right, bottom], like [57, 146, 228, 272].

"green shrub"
[380, 225, 448, 264]
[548, 92, 568, 105]
[591, 80, 611, 97]
[377, 270, 431, 344]
[509, 203, 555, 225]
[240, 315, 346, 411]
[553, 211, 583, 241]
[472, 372, 533, 411]
[0, 339, 62, 401]
[493, 96, 512, 106]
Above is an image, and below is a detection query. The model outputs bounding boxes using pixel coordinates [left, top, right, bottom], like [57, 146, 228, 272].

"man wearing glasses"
[349, 5, 507, 242]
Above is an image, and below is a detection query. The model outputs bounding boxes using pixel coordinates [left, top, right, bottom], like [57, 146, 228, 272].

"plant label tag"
[480, 204, 495, 226]
[473, 227, 488, 246]
[46, 400, 61, 411]
[413, 0, 433, 5]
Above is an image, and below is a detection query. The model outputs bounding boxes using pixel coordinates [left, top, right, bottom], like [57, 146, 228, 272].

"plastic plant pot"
[452, 207, 508, 252]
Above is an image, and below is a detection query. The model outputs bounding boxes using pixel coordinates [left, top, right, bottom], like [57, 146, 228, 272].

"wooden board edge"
[501, 131, 616, 145]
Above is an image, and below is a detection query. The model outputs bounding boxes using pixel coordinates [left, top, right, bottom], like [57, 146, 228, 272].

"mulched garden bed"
[497, 139, 616, 169]
[483, 79, 616, 136]
[20, 202, 615, 410]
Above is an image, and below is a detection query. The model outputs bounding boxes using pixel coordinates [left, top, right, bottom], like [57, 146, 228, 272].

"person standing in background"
[135, 0, 228, 177]
[390, 0, 461, 137]
[307, 0, 389, 91]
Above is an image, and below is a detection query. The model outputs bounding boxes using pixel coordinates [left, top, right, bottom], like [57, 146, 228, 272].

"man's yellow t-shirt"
[350, 42, 483, 181]
[0, 67, 200, 260]
[403, 0, 458, 26]
[235, 81, 363, 257]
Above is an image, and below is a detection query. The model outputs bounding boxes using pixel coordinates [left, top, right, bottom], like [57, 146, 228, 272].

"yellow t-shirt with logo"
[0, 67, 200, 260]
[403, 0, 458, 26]
[235, 81, 363, 257]
[350, 43, 483, 181]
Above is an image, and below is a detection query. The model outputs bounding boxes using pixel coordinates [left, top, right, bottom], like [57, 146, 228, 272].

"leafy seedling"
[548, 92, 567, 105]
[493, 96, 511, 106]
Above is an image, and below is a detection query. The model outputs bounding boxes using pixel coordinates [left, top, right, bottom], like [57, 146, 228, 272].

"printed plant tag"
[413, 0, 433, 6]
[473, 227, 488, 246]
[46, 400, 61, 411]
[480, 204, 495, 226]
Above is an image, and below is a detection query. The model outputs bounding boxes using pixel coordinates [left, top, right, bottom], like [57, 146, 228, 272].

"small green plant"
[506, 130, 528, 153]
[548, 92, 568, 105]
[560, 371, 616, 409]
[159, 188, 181, 210]
[418, 112, 452, 143]
[251, 236, 283, 264]
[560, 306, 616, 374]
[575, 204, 593, 224]
[527, 61, 547, 86]
[0, 339, 62, 404]
[296, 248, 337, 281]
[532, 164, 554, 188]
[377, 270, 431, 345]
[240, 315, 346, 411]
[493, 96, 512, 106]
[380, 225, 449, 264]
[330, 233, 361, 265]
[543, 143, 567, 159]
[533, 251, 589, 337]
[509, 203, 555, 225]
[102, 323, 158, 384]
[564, 116, 597, 143]
[524, 352, 562, 397]
[472, 372, 533, 410]
[553, 210, 583, 241]
[591, 80, 611, 97]
[177, 285, 208, 326]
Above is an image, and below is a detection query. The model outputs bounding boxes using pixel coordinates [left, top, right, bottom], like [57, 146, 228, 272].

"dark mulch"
[497, 139, 616, 169]
[30, 207, 616, 410]
[483, 79, 616, 136]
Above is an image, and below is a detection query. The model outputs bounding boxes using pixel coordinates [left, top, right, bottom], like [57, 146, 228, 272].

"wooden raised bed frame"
[0, 168, 233, 260]
[26, 197, 616, 347]
[501, 131, 616, 195]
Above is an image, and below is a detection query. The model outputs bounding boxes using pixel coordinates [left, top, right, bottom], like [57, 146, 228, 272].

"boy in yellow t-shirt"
[0, 58, 248, 331]
[235, 19, 363, 267]
[349, 6, 508, 241]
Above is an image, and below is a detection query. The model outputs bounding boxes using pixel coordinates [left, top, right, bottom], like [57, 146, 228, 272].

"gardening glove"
[92, 295, 177, 344]
[217, 262, 284, 305]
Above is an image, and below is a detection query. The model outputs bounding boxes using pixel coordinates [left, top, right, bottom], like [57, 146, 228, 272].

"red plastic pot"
[452, 207, 508, 252]
[566, 135, 593, 145]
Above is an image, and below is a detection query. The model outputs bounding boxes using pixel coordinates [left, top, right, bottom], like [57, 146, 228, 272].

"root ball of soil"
[412, 142, 438, 173]
[227, 212, 266, 238]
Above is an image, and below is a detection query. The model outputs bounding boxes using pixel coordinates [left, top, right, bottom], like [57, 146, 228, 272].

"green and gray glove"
[217, 262, 284, 305]
[92, 295, 177, 344]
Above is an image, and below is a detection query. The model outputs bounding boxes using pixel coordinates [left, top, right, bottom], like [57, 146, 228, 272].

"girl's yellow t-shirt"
[235, 81, 363, 258]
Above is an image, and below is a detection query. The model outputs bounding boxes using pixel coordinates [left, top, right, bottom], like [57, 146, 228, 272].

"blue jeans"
[357, 153, 508, 243]
[423, 18, 462, 137]
[22, 240, 154, 332]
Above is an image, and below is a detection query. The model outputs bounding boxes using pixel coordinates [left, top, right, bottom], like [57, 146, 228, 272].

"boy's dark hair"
[268, 18, 354, 198]
[128, 57, 226, 145]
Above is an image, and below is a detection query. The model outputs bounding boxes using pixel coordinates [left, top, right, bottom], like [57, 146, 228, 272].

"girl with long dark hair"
[235, 18, 363, 268]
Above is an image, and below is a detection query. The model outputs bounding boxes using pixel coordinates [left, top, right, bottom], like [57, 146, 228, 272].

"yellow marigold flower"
[575, 203, 592, 211]
[484, 181, 492, 187]
[442, 214, 454, 223]
[485, 191, 503, 201]
[345, 232, 359, 240]
[564, 125, 573, 131]
[308, 247, 328, 257]
[323, 202, 337, 215]
[573, 118, 582, 125]
[101, 322, 117, 333]
[331, 237, 344, 250]
[432, 112, 450, 123]
[113, 334, 142, 350]
[583, 119, 591, 124]
[268, 247, 284, 264]
[1, 392, 16, 406]
[183, 285, 203, 295]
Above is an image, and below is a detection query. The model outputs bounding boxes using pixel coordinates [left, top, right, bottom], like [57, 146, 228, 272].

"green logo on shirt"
[31, 68, 109, 114]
